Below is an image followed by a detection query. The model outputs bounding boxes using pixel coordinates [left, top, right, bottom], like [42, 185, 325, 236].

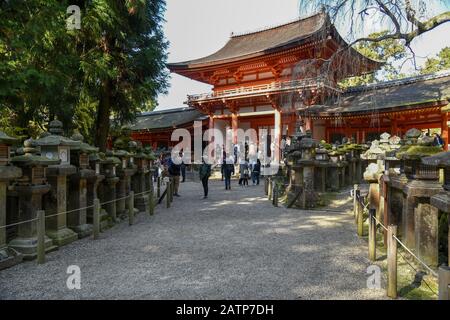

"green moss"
[396, 145, 443, 159]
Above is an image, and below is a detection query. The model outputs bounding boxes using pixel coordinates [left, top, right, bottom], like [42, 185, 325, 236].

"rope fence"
[353, 184, 450, 300]
[1, 176, 176, 266]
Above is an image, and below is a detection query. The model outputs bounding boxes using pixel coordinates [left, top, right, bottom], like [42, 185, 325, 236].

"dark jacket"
[168, 159, 181, 176]
[199, 163, 211, 179]
[252, 162, 261, 174]
[223, 163, 235, 177]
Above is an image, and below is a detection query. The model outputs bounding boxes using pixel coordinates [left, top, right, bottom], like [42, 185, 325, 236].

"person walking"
[223, 155, 235, 190]
[180, 150, 186, 183]
[434, 132, 444, 148]
[199, 157, 211, 199]
[251, 159, 261, 185]
[168, 156, 181, 197]
[239, 159, 249, 186]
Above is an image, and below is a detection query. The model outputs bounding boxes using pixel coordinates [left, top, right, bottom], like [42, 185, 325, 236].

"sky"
[156, 0, 450, 110]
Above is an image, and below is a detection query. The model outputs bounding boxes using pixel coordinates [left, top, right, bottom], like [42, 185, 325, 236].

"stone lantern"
[67, 132, 98, 238]
[113, 139, 137, 219]
[8, 139, 59, 259]
[393, 128, 443, 252]
[98, 151, 120, 225]
[132, 142, 150, 213]
[34, 120, 80, 247]
[422, 151, 450, 267]
[143, 146, 157, 194]
[327, 148, 344, 191]
[0, 132, 23, 269]
[86, 152, 106, 230]
[314, 146, 330, 192]
[286, 135, 318, 208]
[297, 137, 319, 208]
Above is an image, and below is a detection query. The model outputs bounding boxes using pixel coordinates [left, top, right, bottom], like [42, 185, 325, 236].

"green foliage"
[420, 47, 450, 74]
[339, 31, 407, 88]
[0, 0, 169, 147]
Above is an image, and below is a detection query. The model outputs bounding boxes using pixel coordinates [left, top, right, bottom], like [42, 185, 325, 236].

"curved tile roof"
[130, 107, 207, 131]
[168, 13, 328, 69]
[298, 71, 450, 116]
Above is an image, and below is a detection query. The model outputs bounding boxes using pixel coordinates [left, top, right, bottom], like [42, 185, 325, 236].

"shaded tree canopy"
[0, 0, 169, 150]
[420, 46, 450, 74]
[300, 0, 450, 66]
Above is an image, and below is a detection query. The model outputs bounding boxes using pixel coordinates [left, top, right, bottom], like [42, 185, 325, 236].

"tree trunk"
[95, 79, 112, 152]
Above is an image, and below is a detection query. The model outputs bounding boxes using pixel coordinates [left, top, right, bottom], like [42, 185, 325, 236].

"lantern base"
[8, 236, 57, 260]
[69, 223, 93, 239]
[0, 246, 23, 270]
[46, 227, 78, 247]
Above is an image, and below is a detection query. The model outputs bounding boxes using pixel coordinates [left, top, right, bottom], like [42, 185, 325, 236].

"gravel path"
[0, 179, 386, 299]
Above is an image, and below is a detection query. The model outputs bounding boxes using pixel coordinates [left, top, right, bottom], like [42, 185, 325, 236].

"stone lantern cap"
[395, 144, 442, 160]
[299, 137, 318, 149]
[0, 131, 18, 145]
[70, 132, 98, 154]
[405, 128, 422, 139]
[422, 151, 450, 167]
[34, 120, 80, 147]
[11, 139, 60, 167]
[380, 132, 391, 143]
[143, 147, 157, 161]
[103, 150, 122, 166]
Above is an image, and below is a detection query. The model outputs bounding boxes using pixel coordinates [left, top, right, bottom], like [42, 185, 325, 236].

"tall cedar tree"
[72, 0, 169, 151]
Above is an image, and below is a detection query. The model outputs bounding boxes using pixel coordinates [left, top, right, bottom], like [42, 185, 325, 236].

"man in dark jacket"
[251, 159, 261, 185]
[223, 155, 235, 190]
[199, 157, 212, 199]
[168, 157, 181, 196]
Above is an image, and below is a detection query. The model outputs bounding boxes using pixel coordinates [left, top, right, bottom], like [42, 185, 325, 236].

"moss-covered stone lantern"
[0, 132, 23, 270]
[314, 146, 330, 193]
[98, 151, 121, 225]
[131, 142, 150, 213]
[113, 139, 137, 219]
[85, 151, 106, 230]
[394, 128, 443, 252]
[327, 147, 344, 191]
[8, 139, 59, 259]
[422, 151, 450, 267]
[67, 132, 98, 238]
[34, 120, 80, 247]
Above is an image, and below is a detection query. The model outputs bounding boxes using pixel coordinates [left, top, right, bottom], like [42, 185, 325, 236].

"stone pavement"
[0, 179, 386, 299]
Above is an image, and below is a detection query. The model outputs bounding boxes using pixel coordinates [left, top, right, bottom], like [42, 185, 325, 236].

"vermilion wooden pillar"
[274, 108, 282, 162]
[442, 112, 448, 150]
[232, 112, 238, 144]
[208, 115, 214, 142]
[391, 118, 398, 136]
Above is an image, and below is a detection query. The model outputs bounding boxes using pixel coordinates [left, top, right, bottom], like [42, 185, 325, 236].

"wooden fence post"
[268, 178, 272, 201]
[36, 210, 45, 265]
[355, 189, 360, 225]
[166, 181, 171, 208]
[369, 208, 376, 261]
[273, 186, 278, 207]
[148, 193, 154, 216]
[128, 191, 134, 226]
[387, 225, 398, 299]
[169, 178, 174, 203]
[264, 177, 269, 195]
[157, 176, 161, 198]
[93, 198, 100, 239]
[438, 265, 450, 300]
[357, 194, 364, 237]
[353, 184, 358, 219]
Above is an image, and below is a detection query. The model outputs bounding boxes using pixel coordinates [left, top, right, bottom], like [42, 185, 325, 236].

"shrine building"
[167, 12, 380, 149]
[130, 12, 450, 152]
